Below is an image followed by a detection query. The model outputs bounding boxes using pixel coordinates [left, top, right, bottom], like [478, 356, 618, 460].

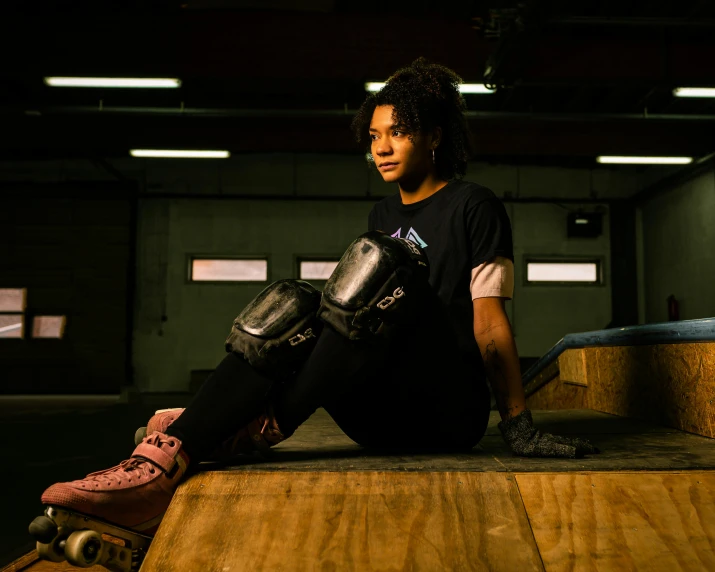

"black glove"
[498, 409, 601, 459]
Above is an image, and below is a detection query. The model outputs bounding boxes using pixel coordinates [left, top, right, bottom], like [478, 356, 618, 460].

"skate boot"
[29, 431, 190, 572]
[133, 403, 290, 462]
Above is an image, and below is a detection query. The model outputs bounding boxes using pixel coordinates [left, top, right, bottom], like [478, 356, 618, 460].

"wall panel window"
[525, 258, 603, 285]
[298, 259, 340, 281]
[0, 288, 26, 339]
[189, 257, 269, 283]
[32, 316, 67, 338]
[2, 187, 134, 394]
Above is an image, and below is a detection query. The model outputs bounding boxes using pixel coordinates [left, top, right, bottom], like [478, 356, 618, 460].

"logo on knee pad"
[397, 238, 422, 257]
[288, 327, 316, 347]
[377, 287, 405, 310]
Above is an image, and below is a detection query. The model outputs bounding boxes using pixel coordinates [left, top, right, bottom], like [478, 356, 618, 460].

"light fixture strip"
[44, 77, 181, 88]
[365, 82, 495, 94]
[673, 87, 715, 98]
[596, 156, 693, 165]
[130, 149, 230, 159]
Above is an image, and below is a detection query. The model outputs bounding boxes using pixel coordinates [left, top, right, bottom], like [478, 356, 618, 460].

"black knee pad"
[225, 279, 324, 381]
[317, 231, 430, 341]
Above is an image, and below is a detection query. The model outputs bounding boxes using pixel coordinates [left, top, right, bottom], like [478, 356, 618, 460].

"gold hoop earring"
[432, 149, 435, 164]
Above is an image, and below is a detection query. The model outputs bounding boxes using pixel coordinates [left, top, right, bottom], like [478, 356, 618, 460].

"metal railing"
[522, 317, 715, 385]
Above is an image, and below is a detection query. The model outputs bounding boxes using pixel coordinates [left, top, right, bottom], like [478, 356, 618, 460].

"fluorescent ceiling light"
[596, 156, 693, 165]
[673, 87, 715, 98]
[365, 82, 494, 94]
[130, 149, 230, 159]
[458, 84, 496, 94]
[44, 77, 181, 88]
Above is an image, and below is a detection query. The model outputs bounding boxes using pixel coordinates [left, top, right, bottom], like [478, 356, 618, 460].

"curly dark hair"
[351, 57, 474, 180]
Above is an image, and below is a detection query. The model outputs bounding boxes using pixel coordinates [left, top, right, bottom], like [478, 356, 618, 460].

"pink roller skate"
[29, 431, 190, 572]
[133, 404, 289, 461]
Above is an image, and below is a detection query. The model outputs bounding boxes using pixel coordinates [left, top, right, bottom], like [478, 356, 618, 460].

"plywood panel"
[585, 343, 715, 438]
[0, 551, 104, 572]
[558, 348, 588, 387]
[143, 471, 544, 571]
[516, 471, 715, 572]
[526, 375, 588, 410]
[523, 360, 560, 398]
[526, 342, 715, 438]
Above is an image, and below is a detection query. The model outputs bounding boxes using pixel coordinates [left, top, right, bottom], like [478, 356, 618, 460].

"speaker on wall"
[567, 212, 603, 238]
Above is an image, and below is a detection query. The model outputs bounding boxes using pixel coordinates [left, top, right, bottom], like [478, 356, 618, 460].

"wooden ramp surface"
[8, 410, 715, 571]
[143, 471, 543, 571]
[139, 470, 715, 572]
[517, 471, 715, 572]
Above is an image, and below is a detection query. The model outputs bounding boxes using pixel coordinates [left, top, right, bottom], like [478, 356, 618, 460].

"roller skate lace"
[81, 433, 174, 486]
[259, 417, 270, 435]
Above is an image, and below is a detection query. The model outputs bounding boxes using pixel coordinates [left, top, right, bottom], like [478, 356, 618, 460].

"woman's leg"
[322, 311, 492, 452]
[270, 324, 394, 436]
[165, 325, 394, 463]
[273, 285, 492, 452]
[164, 352, 277, 462]
[166, 286, 490, 461]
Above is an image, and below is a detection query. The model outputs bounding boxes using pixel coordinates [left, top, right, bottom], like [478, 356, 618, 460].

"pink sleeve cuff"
[470, 256, 514, 300]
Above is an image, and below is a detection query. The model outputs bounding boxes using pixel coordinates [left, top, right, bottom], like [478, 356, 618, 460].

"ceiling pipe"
[547, 17, 715, 28]
[9, 106, 715, 122]
[631, 151, 715, 205]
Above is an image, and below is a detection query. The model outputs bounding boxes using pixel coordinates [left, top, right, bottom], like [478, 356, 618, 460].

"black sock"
[165, 352, 274, 461]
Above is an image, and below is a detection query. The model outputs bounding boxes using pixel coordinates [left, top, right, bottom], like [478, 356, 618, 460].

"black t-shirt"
[368, 179, 514, 369]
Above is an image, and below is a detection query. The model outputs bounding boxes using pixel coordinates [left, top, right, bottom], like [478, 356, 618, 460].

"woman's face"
[369, 105, 433, 184]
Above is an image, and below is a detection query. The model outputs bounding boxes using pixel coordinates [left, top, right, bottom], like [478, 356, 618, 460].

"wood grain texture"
[523, 360, 560, 398]
[525, 375, 587, 410]
[525, 342, 715, 438]
[558, 349, 588, 387]
[1, 551, 104, 572]
[585, 343, 715, 438]
[142, 471, 544, 571]
[0, 551, 37, 572]
[516, 471, 715, 572]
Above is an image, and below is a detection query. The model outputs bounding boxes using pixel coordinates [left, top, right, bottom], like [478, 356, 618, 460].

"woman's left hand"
[498, 409, 601, 458]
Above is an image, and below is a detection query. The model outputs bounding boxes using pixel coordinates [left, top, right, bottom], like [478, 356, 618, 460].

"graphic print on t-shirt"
[390, 227, 428, 248]
[369, 180, 514, 362]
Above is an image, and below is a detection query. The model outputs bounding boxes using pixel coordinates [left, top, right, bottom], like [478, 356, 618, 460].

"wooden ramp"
[8, 409, 715, 572]
[137, 470, 715, 572]
[517, 472, 715, 572]
[145, 471, 542, 571]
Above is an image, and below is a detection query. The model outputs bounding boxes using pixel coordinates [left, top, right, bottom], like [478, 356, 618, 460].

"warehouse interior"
[2, 1, 714, 570]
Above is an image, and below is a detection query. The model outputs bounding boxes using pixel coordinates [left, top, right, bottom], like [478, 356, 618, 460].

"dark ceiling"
[2, 0, 715, 164]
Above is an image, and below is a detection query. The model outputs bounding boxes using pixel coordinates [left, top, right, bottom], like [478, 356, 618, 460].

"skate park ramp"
[5, 318, 715, 571]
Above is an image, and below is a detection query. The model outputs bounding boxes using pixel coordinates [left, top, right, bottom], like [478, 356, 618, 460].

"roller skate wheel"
[37, 538, 66, 563]
[65, 530, 103, 567]
[29, 515, 58, 544]
[134, 426, 147, 445]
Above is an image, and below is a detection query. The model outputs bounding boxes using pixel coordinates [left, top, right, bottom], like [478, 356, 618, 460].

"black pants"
[167, 285, 491, 461]
[314, 322, 491, 451]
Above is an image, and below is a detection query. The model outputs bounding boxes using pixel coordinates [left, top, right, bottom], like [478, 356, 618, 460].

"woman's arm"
[472, 297, 525, 422]
[473, 297, 600, 458]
